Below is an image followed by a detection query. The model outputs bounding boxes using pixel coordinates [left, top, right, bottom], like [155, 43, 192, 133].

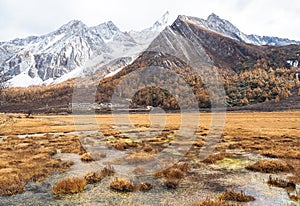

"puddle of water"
[209, 151, 299, 205]
[7, 130, 99, 139]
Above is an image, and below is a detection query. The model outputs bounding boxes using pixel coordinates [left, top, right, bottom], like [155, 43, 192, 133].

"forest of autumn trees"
[0, 51, 300, 112]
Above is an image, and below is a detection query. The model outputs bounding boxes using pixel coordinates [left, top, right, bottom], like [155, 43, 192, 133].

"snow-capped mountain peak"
[58, 20, 87, 33]
[0, 13, 170, 87]
[1, 12, 300, 87]
[90, 21, 118, 41]
[207, 13, 220, 21]
[151, 11, 169, 31]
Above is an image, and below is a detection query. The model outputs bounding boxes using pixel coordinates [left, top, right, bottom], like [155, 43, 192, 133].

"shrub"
[52, 177, 86, 196]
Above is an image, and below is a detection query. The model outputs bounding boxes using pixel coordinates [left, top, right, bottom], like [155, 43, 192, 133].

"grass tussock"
[193, 140, 205, 147]
[154, 162, 190, 178]
[195, 198, 238, 206]
[84, 172, 102, 184]
[52, 177, 87, 196]
[137, 182, 153, 192]
[143, 145, 154, 153]
[110, 178, 136, 192]
[154, 162, 190, 189]
[111, 141, 139, 151]
[202, 153, 232, 164]
[84, 166, 115, 184]
[119, 152, 155, 164]
[100, 165, 115, 177]
[81, 153, 94, 162]
[246, 160, 293, 173]
[267, 175, 296, 190]
[164, 178, 181, 189]
[261, 150, 300, 160]
[165, 168, 186, 179]
[219, 190, 255, 202]
[0, 174, 25, 196]
[288, 190, 300, 201]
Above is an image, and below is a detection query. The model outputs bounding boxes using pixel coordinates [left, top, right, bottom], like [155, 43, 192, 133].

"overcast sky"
[0, 0, 300, 42]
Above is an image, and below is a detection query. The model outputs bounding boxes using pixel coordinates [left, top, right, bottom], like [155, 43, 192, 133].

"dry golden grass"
[142, 144, 154, 152]
[288, 191, 300, 201]
[84, 166, 115, 184]
[164, 178, 181, 189]
[100, 165, 115, 177]
[137, 182, 153, 192]
[0, 173, 25, 196]
[0, 111, 300, 196]
[193, 140, 205, 147]
[218, 190, 255, 202]
[0, 133, 81, 195]
[1, 111, 300, 137]
[81, 152, 94, 162]
[52, 177, 87, 196]
[154, 162, 190, 178]
[84, 172, 103, 184]
[202, 153, 232, 164]
[267, 175, 296, 190]
[110, 140, 140, 151]
[123, 152, 155, 164]
[246, 160, 293, 173]
[194, 198, 239, 206]
[110, 177, 136, 192]
[154, 162, 191, 189]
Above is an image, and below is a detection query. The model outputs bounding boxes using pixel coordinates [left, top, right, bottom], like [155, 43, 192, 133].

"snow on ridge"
[185, 13, 300, 46]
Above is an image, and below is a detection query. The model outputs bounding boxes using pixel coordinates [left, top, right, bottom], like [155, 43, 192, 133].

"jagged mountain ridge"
[1, 13, 300, 112]
[0, 12, 169, 87]
[170, 15, 300, 71]
[1, 12, 299, 88]
[93, 16, 300, 109]
[185, 13, 300, 46]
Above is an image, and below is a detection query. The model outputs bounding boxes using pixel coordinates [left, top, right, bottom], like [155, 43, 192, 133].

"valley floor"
[0, 111, 299, 205]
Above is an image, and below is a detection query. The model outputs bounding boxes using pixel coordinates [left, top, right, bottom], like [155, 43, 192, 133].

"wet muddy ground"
[0, 112, 299, 205]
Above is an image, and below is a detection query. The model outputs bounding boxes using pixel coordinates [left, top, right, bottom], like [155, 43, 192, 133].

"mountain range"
[0, 12, 299, 87]
[0, 12, 169, 87]
[1, 12, 300, 113]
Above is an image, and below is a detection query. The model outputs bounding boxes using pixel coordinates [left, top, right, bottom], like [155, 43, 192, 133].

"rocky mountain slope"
[0, 12, 169, 87]
[186, 13, 300, 46]
[1, 13, 300, 113]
